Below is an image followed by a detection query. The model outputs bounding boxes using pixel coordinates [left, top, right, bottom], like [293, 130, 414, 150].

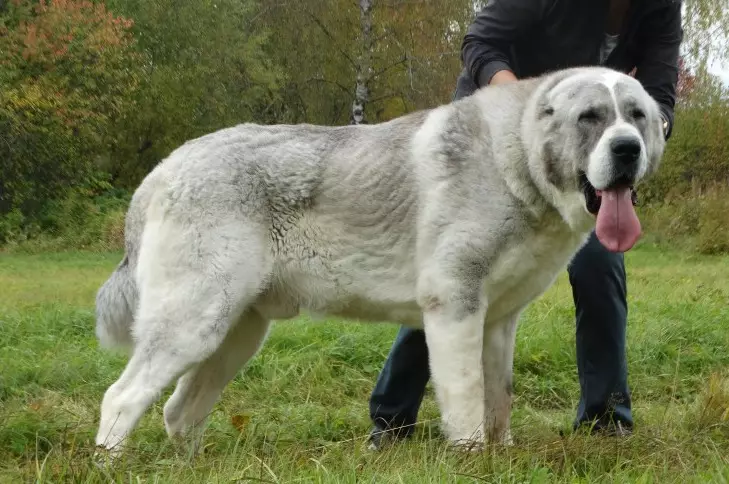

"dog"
[93, 66, 665, 455]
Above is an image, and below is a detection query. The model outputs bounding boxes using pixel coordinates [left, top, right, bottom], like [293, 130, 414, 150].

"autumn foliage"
[1, 0, 139, 139]
[0, 0, 140, 240]
[0, 0, 727, 251]
[676, 57, 697, 100]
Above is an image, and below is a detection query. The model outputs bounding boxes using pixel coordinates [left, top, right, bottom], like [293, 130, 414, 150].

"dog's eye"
[543, 106, 554, 116]
[578, 109, 601, 122]
[631, 109, 646, 120]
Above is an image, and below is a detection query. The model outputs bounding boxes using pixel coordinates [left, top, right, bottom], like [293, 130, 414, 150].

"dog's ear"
[644, 104, 667, 176]
[542, 69, 576, 93]
[535, 69, 578, 119]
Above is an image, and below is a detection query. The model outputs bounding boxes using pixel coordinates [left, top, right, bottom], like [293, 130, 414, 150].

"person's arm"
[633, 3, 683, 140]
[461, 0, 551, 87]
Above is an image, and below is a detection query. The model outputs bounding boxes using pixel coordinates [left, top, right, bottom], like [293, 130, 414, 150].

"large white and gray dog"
[93, 66, 665, 454]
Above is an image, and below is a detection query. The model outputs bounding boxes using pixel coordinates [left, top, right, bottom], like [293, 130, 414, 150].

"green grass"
[1, 246, 729, 482]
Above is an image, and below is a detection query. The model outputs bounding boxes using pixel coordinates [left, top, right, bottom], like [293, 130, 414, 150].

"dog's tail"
[95, 254, 137, 350]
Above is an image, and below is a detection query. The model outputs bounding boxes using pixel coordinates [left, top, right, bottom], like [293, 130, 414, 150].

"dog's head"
[525, 67, 666, 252]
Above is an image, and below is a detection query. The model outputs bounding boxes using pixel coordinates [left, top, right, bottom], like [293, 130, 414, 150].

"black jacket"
[455, 0, 683, 139]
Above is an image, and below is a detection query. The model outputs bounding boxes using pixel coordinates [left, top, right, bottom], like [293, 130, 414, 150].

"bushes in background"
[639, 75, 729, 255]
[0, 190, 129, 253]
[0, 0, 283, 246]
[0, 0, 727, 253]
[641, 105, 729, 205]
[0, 0, 141, 244]
[640, 184, 729, 255]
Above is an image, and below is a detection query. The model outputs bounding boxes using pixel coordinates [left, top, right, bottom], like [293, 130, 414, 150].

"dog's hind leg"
[162, 308, 271, 453]
[94, 297, 244, 455]
[95, 222, 271, 456]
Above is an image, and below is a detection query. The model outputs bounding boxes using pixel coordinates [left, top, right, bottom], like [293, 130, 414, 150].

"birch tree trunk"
[351, 0, 373, 124]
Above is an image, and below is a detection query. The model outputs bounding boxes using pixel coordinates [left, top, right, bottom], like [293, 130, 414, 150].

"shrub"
[0, 0, 141, 244]
[1, 190, 130, 253]
[640, 183, 729, 255]
[641, 105, 729, 205]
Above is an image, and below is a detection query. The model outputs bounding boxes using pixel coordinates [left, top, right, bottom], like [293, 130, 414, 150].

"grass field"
[1, 246, 729, 483]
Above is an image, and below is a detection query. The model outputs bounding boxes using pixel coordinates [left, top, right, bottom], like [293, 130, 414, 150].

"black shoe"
[601, 421, 633, 437]
[568, 420, 633, 438]
[367, 423, 412, 451]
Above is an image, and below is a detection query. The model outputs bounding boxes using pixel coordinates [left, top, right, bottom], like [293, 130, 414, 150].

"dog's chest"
[484, 227, 587, 322]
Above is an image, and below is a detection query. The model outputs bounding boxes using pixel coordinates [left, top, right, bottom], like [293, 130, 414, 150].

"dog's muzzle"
[609, 135, 642, 182]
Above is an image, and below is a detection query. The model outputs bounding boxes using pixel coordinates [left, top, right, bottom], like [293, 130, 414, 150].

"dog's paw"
[498, 429, 514, 446]
[448, 438, 484, 453]
[170, 433, 207, 460]
[448, 429, 513, 453]
[166, 424, 208, 459]
[92, 444, 122, 469]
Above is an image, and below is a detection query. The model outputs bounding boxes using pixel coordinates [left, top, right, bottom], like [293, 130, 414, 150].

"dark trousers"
[368, 231, 633, 435]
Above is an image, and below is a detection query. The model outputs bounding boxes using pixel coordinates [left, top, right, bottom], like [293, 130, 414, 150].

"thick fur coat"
[93, 66, 666, 454]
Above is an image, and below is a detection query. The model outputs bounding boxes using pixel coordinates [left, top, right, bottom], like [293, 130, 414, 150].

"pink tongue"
[595, 187, 642, 252]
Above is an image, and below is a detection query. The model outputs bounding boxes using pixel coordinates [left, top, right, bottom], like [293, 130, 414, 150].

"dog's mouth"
[579, 172, 638, 215]
[580, 173, 601, 215]
[578, 172, 641, 253]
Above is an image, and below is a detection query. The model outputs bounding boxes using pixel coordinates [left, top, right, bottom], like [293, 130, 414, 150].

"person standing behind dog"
[368, 0, 682, 449]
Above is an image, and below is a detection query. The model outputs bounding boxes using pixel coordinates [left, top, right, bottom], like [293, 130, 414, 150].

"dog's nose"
[610, 136, 641, 165]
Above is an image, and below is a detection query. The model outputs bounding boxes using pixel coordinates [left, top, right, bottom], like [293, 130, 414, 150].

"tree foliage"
[0, 0, 141, 241]
[101, 0, 284, 187]
[681, 0, 729, 71]
[0, 0, 728, 249]
[256, 0, 475, 125]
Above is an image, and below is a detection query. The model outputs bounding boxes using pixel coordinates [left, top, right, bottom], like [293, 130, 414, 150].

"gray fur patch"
[543, 140, 564, 189]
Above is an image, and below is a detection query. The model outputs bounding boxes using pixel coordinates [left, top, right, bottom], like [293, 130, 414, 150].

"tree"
[351, 0, 373, 124]
[257, 0, 475, 126]
[640, 1, 729, 203]
[670, 0, 729, 109]
[0, 0, 141, 241]
[101, 0, 285, 187]
[681, 0, 729, 72]
[369, 0, 476, 120]
[676, 56, 698, 101]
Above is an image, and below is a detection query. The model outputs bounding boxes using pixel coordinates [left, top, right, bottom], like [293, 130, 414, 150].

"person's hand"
[489, 69, 519, 85]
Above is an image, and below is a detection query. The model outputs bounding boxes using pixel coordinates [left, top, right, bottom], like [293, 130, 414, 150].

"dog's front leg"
[421, 284, 487, 448]
[482, 311, 520, 445]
